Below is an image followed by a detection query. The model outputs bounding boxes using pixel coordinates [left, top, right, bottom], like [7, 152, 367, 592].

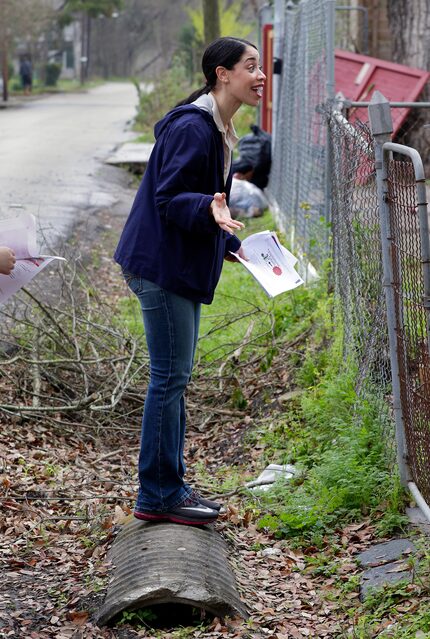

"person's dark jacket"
[19, 60, 32, 80]
[114, 105, 241, 304]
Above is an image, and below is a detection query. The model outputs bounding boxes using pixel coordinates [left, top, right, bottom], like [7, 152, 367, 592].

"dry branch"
[0, 245, 307, 443]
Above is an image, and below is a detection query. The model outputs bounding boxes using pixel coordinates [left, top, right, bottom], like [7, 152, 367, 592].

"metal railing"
[377, 131, 430, 514]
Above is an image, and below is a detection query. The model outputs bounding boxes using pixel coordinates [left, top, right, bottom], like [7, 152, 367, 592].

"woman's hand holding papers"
[0, 247, 16, 275]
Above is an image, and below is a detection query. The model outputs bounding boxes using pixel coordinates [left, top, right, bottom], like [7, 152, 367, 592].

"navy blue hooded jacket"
[114, 104, 241, 304]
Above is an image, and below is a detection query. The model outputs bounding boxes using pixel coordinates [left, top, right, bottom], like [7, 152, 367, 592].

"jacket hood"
[154, 104, 215, 139]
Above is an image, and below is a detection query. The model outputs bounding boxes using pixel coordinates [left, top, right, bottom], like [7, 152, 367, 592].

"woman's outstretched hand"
[210, 192, 244, 234]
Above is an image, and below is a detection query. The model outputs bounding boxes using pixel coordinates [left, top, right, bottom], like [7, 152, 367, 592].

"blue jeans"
[124, 274, 201, 512]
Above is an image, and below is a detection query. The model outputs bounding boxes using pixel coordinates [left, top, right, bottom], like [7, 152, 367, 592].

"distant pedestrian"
[115, 36, 265, 527]
[19, 57, 33, 96]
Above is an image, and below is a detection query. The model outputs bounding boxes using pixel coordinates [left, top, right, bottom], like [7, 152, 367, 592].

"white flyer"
[231, 230, 304, 298]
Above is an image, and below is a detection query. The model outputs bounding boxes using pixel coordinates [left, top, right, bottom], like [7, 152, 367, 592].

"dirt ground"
[0, 187, 422, 639]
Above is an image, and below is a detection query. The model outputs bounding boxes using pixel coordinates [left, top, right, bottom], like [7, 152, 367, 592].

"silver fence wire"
[345, 97, 430, 174]
[327, 112, 395, 456]
[270, 0, 430, 493]
[268, 0, 329, 268]
[269, 0, 395, 454]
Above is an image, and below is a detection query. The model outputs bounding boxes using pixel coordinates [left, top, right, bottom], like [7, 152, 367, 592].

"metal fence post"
[368, 90, 410, 487]
[272, 0, 285, 148]
[325, 0, 336, 225]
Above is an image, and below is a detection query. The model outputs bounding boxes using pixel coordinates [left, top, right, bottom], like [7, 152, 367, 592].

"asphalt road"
[0, 82, 137, 247]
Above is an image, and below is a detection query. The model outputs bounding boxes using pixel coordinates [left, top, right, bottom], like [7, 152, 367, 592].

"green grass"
[197, 211, 324, 365]
[130, 132, 156, 144]
[8, 76, 105, 96]
[252, 308, 409, 546]
[197, 211, 273, 363]
[117, 210, 301, 363]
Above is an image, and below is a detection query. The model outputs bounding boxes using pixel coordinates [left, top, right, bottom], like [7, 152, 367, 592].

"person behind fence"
[114, 36, 266, 526]
[0, 247, 16, 275]
[232, 124, 272, 190]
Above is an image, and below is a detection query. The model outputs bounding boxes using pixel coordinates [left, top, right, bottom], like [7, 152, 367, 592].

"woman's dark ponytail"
[175, 84, 211, 107]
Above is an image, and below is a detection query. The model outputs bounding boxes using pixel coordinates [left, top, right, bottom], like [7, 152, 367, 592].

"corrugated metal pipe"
[96, 517, 248, 626]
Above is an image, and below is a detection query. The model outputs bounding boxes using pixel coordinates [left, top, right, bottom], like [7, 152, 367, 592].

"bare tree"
[0, 0, 10, 100]
[88, 0, 191, 78]
[386, 0, 430, 162]
[386, 0, 430, 69]
[341, 0, 429, 66]
[0, 0, 54, 101]
[203, 0, 220, 46]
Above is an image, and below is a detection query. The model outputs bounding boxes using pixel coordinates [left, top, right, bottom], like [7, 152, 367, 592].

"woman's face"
[222, 45, 266, 107]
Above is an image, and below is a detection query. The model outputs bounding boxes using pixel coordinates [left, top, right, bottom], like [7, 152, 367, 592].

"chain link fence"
[269, 0, 430, 512]
[384, 151, 430, 505]
[269, 0, 330, 269]
[327, 112, 395, 456]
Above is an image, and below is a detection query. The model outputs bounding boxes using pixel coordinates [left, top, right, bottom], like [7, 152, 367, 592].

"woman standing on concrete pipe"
[114, 37, 266, 526]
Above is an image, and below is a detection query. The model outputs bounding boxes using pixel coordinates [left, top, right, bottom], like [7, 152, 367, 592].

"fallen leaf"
[113, 505, 127, 525]
[68, 610, 89, 625]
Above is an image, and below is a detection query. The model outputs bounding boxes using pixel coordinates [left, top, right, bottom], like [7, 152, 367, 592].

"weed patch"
[254, 349, 403, 545]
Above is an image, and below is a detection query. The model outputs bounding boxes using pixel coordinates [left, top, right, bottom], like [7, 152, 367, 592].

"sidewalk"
[0, 97, 26, 109]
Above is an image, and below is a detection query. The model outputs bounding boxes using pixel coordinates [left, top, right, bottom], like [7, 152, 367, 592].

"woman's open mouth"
[252, 85, 264, 97]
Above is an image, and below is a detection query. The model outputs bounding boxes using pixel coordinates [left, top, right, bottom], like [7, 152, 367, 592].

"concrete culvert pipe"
[96, 516, 248, 626]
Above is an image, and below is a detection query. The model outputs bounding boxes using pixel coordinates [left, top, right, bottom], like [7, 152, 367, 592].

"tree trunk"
[386, 0, 430, 163]
[387, 0, 430, 69]
[1, 42, 9, 102]
[0, 1, 9, 102]
[203, 0, 220, 47]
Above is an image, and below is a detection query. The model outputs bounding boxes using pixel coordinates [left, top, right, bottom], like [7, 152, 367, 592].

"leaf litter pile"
[0, 212, 425, 639]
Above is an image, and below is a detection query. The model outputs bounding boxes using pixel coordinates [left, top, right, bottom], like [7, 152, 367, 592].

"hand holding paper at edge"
[230, 230, 304, 298]
[0, 247, 17, 275]
[0, 213, 66, 305]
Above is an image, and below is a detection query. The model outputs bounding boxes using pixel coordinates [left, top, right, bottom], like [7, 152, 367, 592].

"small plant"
[85, 575, 106, 593]
[118, 607, 158, 628]
[43, 462, 60, 477]
[231, 385, 247, 409]
[253, 304, 403, 545]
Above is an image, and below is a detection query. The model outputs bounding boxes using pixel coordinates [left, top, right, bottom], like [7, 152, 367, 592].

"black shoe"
[134, 495, 219, 526]
[190, 489, 222, 511]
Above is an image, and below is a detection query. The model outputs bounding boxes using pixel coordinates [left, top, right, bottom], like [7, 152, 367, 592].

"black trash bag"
[229, 177, 268, 219]
[232, 124, 272, 189]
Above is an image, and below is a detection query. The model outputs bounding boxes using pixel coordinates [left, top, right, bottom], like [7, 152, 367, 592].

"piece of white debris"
[246, 463, 297, 491]
[261, 547, 282, 557]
